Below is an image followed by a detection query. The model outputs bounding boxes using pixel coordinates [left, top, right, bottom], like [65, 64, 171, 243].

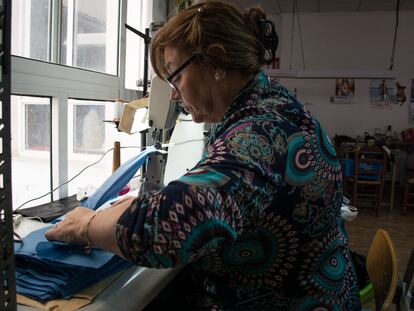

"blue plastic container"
[341, 159, 383, 180]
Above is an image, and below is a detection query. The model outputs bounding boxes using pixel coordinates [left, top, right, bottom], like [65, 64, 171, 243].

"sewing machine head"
[148, 75, 181, 130]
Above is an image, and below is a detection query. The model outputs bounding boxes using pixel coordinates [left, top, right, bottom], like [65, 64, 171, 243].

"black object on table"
[16, 195, 79, 222]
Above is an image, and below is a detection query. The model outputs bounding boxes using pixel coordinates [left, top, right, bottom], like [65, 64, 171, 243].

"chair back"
[354, 146, 387, 181]
[366, 229, 398, 311]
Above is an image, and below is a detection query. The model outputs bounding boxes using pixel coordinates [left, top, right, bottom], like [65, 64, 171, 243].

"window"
[25, 104, 51, 151]
[125, 0, 152, 89]
[11, 0, 151, 204]
[11, 0, 51, 62]
[12, 0, 119, 75]
[67, 99, 142, 197]
[11, 96, 52, 209]
[71, 103, 106, 154]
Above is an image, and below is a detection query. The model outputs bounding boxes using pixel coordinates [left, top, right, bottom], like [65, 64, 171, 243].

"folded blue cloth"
[81, 146, 157, 209]
[14, 225, 132, 301]
[15, 226, 114, 269]
[15, 255, 130, 301]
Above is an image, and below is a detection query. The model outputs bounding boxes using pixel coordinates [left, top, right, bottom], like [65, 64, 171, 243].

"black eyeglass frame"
[165, 55, 197, 91]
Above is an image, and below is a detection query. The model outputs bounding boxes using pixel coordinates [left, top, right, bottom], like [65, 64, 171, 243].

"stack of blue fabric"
[14, 227, 131, 301]
[14, 146, 158, 301]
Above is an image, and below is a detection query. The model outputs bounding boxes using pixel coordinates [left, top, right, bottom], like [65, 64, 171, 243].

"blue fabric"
[15, 255, 130, 300]
[14, 147, 155, 301]
[81, 146, 157, 209]
[14, 225, 132, 301]
[15, 226, 114, 269]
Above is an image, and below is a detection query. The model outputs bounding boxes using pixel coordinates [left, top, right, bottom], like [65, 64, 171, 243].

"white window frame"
[11, 0, 141, 200]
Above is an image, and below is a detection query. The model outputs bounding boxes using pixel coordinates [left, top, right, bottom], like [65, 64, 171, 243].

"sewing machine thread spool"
[113, 141, 121, 173]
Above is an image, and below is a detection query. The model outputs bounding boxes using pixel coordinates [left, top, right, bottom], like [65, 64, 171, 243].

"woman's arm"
[45, 196, 136, 258]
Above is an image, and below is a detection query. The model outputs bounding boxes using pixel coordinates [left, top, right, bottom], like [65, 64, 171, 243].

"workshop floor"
[345, 186, 414, 284]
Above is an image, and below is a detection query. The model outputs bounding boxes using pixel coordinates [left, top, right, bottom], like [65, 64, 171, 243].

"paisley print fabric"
[115, 71, 361, 310]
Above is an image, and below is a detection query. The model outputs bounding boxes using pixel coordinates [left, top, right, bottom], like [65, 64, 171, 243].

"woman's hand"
[45, 207, 94, 245]
[45, 195, 136, 253]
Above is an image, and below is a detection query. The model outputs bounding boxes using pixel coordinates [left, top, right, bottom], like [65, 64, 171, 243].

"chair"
[343, 145, 387, 216]
[366, 229, 398, 311]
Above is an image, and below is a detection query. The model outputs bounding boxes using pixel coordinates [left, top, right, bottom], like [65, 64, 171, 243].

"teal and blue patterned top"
[116, 72, 361, 310]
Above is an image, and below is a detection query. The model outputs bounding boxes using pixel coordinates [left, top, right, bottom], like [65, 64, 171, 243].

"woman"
[46, 1, 361, 309]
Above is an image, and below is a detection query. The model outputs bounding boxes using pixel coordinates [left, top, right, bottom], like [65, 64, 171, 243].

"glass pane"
[125, 0, 152, 90]
[67, 99, 143, 198]
[25, 104, 51, 151]
[11, 0, 50, 61]
[11, 96, 52, 210]
[73, 104, 106, 154]
[61, 0, 119, 75]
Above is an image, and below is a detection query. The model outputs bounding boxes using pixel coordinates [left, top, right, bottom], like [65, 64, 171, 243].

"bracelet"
[84, 211, 100, 254]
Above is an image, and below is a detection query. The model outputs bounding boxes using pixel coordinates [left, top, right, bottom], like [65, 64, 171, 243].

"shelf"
[264, 68, 396, 79]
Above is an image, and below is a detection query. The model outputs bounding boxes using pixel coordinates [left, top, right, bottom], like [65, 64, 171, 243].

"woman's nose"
[170, 88, 181, 100]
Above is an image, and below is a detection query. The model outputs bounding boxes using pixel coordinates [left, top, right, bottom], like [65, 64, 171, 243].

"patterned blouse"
[116, 72, 361, 310]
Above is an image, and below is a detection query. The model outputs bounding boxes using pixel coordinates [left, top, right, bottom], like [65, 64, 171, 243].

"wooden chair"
[366, 229, 398, 311]
[344, 145, 387, 216]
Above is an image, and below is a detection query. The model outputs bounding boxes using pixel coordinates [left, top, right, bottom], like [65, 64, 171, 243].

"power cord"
[14, 145, 143, 212]
[14, 137, 206, 212]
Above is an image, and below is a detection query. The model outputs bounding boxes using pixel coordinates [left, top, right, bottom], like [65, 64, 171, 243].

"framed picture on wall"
[369, 79, 396, 109]
[333, 78, 354, 104]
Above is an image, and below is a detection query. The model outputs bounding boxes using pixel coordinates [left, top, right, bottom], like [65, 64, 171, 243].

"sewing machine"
[17, 76, 206, 310]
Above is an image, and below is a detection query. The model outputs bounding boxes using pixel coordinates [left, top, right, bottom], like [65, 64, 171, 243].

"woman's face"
[163, 46, 216, 123]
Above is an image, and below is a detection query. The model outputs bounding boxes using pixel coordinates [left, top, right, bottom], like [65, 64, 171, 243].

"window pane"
[73, 104, 106, 154]
[61, 0, 119, 75]
[125, 0, 152, 90]
[11, 96, 52, 210]
[25, 104, 51, 151]
[11, 0, 50, 61]
[67, 99, 143, 198]
[12, 0, 119, 75]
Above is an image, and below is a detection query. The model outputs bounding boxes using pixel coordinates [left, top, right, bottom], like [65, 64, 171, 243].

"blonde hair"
[151, 0, 267, 79]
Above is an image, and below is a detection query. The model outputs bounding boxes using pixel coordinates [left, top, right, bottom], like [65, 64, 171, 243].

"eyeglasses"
[165, 55, 196, 92]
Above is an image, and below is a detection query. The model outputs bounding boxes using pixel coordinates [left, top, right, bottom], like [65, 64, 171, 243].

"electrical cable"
[14, 146, 141, 212]
[389, 0, 400, 70]
[289, 0, 296, 70]
[296, 0, 306, 70]
[14, 137, 206, 212]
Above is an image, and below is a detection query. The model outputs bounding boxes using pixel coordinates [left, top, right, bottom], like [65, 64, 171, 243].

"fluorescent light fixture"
[264, 68, 396, 79]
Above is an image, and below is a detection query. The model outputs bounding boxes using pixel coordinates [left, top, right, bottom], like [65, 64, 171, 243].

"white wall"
[276, 11, 414, 139]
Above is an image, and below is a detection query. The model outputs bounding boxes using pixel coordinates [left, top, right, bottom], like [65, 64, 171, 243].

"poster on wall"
[333, 78, 354, 104]
[396, 82, 407, 105]
[369, 79, 396, 109]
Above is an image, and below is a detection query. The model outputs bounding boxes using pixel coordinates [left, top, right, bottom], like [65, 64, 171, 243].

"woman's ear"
[207, 43, 227, 81]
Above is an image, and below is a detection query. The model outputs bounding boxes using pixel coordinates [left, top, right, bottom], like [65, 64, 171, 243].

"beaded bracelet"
[84, 211, 100, 254]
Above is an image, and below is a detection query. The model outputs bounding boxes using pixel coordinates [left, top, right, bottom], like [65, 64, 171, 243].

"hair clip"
[197, 7, 206, 17]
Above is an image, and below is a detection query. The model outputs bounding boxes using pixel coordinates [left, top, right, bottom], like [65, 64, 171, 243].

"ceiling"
[228, 0, 414, 15]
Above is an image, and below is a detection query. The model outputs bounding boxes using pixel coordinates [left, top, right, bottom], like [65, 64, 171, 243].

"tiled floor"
[345, 197, 414, 286]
